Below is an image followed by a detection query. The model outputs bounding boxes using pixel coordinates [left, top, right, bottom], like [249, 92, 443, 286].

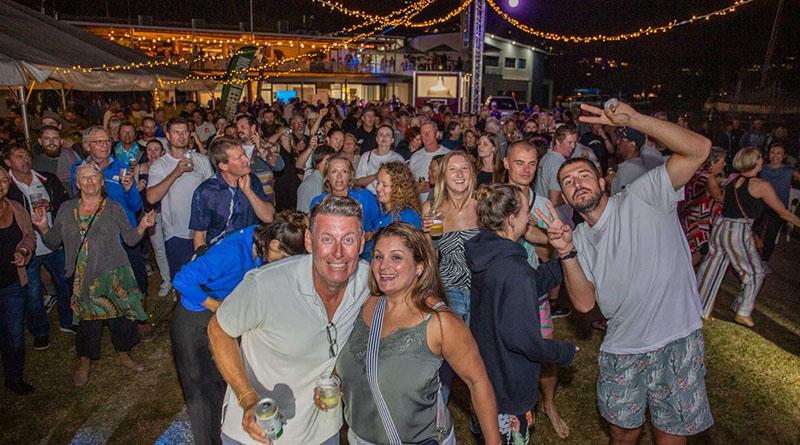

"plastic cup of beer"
[316, 373, 341, 409]
[183, 151, 194, 170]
[429, 212, 444, 238]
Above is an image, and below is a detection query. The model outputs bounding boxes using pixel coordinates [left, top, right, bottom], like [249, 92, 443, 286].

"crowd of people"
[0, 92, 798, 445]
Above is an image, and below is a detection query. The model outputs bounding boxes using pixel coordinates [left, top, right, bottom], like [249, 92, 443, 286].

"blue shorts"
[597, 330, 714, 435]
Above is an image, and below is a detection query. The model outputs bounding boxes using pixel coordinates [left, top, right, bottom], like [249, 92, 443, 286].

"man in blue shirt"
[189, 137, 275, 249]
[71, 127, 150, 309]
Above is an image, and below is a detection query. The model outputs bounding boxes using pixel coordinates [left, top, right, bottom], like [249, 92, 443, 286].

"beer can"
[254, 397, 283, 440]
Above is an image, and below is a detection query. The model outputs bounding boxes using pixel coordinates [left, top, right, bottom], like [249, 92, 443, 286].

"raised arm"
[580, 101, 711, 190]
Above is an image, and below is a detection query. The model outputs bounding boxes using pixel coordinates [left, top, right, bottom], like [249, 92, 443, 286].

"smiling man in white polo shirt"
[209, 196, 370, 445]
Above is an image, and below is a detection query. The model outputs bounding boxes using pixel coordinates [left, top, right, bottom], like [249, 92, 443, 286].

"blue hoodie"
[465, 229, 576, 414]
[173, 225, 263, 312]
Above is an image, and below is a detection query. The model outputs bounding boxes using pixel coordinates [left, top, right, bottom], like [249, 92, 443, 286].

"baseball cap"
[617, 127, 645, 149]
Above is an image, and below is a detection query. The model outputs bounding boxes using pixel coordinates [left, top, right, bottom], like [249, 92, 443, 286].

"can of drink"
[254, 398, 283, 440]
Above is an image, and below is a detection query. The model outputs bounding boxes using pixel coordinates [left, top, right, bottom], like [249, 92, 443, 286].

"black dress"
[274, 148, 302, 211]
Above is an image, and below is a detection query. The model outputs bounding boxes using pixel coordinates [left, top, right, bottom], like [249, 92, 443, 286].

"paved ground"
[2, 236, 798, 444]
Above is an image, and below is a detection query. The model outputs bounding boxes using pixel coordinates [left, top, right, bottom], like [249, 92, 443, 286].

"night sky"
[16, 0, 799, 106]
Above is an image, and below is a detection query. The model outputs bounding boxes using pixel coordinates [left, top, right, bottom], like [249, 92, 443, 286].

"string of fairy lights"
[485, 0, 755, 43]
[59, 0, 758, 84]
[163, 0, 441, 85]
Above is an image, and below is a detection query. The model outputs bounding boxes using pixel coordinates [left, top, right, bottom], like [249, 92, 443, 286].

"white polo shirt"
[217, 254, 371, 444]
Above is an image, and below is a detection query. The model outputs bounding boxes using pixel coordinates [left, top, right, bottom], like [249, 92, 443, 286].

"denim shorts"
[597, 330, 714, 435]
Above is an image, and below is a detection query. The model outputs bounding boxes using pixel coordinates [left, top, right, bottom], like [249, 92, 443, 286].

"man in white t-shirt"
[610, 127, 648, 195]
[147, 117, 214, 279]
[192, 110, 216, 144]
[409, 121, 450, 202]
[538, 101, 714, 444]
[208, 196, 370, 445]
[535, 125, 578, 225]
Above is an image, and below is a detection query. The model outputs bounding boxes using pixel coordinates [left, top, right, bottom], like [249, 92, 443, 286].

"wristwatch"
[559, 250, 578, 261]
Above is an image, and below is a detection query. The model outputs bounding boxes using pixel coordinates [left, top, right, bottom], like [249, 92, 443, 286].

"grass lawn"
[2, 238, 798, 445]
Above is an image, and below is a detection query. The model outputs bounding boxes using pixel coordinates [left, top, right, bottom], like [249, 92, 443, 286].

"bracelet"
[559, 250, 578, 261]
[237, 389, 257, 407]
[17, 247, 30, 256]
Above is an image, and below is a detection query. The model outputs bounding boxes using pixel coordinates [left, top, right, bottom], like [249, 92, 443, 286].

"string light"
[314, 0, 473, 28]
[486, 0, 755, 43]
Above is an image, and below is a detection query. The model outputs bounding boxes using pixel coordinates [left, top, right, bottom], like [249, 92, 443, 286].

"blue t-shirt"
[173, 225, 263, 312]
[189, 171, 270, 246]
[760, 165, 795, 207]
[362, 207, 422, 260]
[70, 157, 142, 227]
[310, 188, 381, 234]
[114, 142, 143, 167]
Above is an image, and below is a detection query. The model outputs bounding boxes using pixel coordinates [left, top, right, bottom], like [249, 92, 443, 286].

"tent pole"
[25, 80, 36, 102]
[59, 82, 67, 111]
[18, 86, 30, 141]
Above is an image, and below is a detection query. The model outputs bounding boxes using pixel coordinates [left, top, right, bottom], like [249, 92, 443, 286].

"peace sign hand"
[578, 100, 638, 128]
[534, 201, 576, 256]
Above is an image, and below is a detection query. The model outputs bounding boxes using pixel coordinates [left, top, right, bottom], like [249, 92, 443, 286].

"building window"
[484, 55, 500, 67]
[517, 58, 526, 69]
[505, 57, 516, 68]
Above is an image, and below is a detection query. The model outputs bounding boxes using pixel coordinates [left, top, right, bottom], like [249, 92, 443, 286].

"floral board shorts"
[597, 329, 714, 436]
[498, 410, 534, 445]
[537, 299, 554, 338]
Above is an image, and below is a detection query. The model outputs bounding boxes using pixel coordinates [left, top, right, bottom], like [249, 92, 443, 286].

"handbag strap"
[366, 296, 403, 445]
[72, 198, 105, 272]
[733, 176, 751, 219]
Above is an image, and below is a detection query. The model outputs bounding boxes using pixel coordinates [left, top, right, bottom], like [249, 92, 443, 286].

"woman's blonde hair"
[733, 146, 761, 173]
[378, 161, 421, 217]
[368, 221, 446, 312]
[432, 151, 476, 213]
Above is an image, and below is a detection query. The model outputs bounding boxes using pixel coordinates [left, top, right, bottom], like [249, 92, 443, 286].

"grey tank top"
[336, 312, 446, 444]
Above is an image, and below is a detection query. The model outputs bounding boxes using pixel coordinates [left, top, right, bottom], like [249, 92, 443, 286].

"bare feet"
[118, 352, 145, 372]
[74, 358, 90, 387]
[542, 402, 570, 440]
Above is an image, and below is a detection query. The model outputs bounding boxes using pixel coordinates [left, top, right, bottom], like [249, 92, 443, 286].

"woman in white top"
[355, 124, 405, 193]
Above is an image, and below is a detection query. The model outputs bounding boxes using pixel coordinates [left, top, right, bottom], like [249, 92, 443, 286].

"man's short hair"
[507, 140, 537, 158]
[557, 157, 601, 185]
[166, 117, 189, 133]
[82, 125, 107, 143]
[119, 121, 136, 132]
[554, 124, 578, 142]
[312, 145, 335, 169]
[309, 195, 363, 234]
[236, 114, 257, 127]
[208, 137, 242, 170]
[141, 116, 156, 126]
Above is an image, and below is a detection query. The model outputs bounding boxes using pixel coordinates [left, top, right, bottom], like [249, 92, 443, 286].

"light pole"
[469, 0, 487, 113]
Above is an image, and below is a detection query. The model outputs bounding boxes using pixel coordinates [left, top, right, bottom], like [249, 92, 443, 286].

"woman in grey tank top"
[332, 222, 501, 445]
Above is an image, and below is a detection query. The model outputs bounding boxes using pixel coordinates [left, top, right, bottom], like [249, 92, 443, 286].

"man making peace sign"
[536, 100, 714, 445]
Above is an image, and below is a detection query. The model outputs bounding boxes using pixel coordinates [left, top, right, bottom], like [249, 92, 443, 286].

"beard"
[572, 188, 604, 213]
